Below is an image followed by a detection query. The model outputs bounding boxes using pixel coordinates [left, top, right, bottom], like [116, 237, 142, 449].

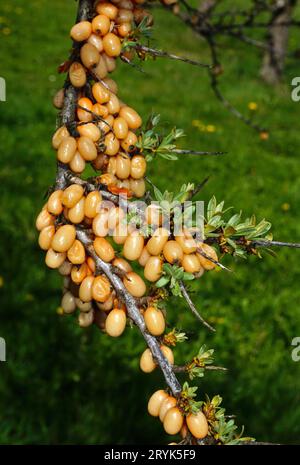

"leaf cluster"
[163, 328, 188, 347]
[203, 395, 254, 445]
[136, 114, 185, 162]
[179, 382, 204, 415]
[156, 263, 194, 296]
[205, 196, 273, 258]
[122, 16, 153, 50]
[187, 345, 215, 380]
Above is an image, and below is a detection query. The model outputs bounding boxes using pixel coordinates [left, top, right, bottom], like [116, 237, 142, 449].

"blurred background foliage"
[0, 0, 300, 444]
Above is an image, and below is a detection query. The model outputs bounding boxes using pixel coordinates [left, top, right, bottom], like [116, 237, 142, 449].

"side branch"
[196, 247, 232, 272]
[252, 239, 300, 249]
[63, 171, 146, 217]
[173, 364, 227, 373]
[133, 44, 212, 69]
[172, 149, 226, 156]
[179, 281, 215, 332]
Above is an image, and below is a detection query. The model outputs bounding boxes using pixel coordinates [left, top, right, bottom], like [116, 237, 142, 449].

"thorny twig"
[133, 44, 213, 68]
[173, 364, 227, 373]
[172, 149, 226, 156]
[179, 281, 216, 332]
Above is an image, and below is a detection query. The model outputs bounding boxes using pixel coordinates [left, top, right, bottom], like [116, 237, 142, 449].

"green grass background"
[0, 0, 300, 444]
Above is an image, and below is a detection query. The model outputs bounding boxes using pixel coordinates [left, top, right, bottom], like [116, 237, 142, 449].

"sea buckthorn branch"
[207, 236, 300, 255]
[36, 0, 300, 445]
[198, 196, 300, 256]
[37, 0, 239, 444]
[171, 149, 226, 156]
[53, 0, 186, 410]
[76, 0, 94, 22]
[46, 0, 239, 444]
[126, 43, 213, 68]
[135, 111, 225, 161]
[118, 11, 213, 69]
[251, 239, 300, 249]
[173, 365, 227, 373]
[60, 86, 79, 133]
[76, 103, 113, 126]
[196, 247, 232, 272]
[52, 0, 184, 401]
[63, 170, 147, 218]
[55, 85, 80, 189]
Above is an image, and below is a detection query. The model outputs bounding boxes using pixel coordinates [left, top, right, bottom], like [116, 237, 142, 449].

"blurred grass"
[0, 0, 300, 444]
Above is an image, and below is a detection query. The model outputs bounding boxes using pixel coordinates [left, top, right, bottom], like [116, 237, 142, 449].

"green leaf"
[162, 263, 173, 274]
[233, 248, 247, 259]
[172, 265, 182, 277]
[224, 226, 237, 237]
[264, 247, 277, 258]
[156, 151, 178, 161]
[205, 224, 220, 234]
[171, 281, 182, 296]
[189, 367, 205, 380]
[234, 226, 257, 236]
[251, 219, 272, 238]
[226, 237, 237, 249]
[182, 272, 195, 281]
[227, 212, 242, 227]
[182, 382, 198, 398]
[207, 196, 217, 221]
[215, 200, 225, 213]
[190, 401, 204, 414]
[211, 395, 223, 408]
[208, 216, 224, 228]
[153, 186, 164, 202]
[155, 276, 170, 288]
[149, 113, 160, 128]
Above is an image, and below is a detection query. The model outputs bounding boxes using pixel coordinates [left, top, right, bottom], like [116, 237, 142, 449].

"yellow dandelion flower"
[281, 202, 290, 212]
[192, 119, 202, 128]
[206, 124, 216, 133]
[0, 276, 4, 288]
[2, 27, 11, 35]
[192, 119, 206, 131]
[248, 102, 258, 111]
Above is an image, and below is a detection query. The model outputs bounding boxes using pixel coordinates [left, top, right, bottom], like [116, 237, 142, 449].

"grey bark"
[260, 0, 296, 84]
